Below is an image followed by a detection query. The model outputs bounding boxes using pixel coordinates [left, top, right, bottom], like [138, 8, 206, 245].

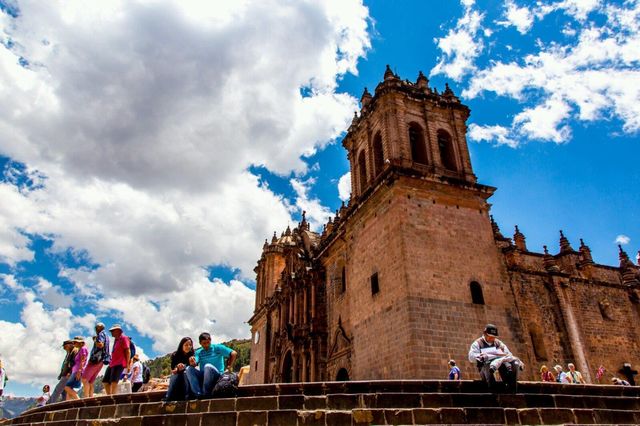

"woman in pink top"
[64, 336, 88, 400]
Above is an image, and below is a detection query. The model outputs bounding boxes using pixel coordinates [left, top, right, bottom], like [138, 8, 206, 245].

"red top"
[541, 370, 555, 382]
[110, 335, 130, 367]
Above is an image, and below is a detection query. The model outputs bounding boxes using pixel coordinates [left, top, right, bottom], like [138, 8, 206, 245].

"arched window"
[409, 123, 428, 165]
[336, 368, 350, 381]
[437, 130, 457, 171]
[372, 132, 384, 177]
[358, 150, 368, 194]
[470, 281, 484, 305]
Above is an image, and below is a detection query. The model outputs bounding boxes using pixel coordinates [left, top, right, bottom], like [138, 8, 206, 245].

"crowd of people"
[47, 323, 142, 404]
[1, 321, 636, 409]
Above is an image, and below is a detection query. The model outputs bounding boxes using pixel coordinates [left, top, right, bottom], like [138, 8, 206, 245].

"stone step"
[11, 380, 640, 425]
[10, 391, 640, 425]
[9, 407, 640, 425]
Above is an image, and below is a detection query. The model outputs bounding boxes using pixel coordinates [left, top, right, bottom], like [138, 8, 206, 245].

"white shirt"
[131, 361, 143, 383]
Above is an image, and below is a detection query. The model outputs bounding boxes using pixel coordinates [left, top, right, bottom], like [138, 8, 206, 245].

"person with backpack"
[468, 324, 523, 392]
[102, 324, 131, 395]
[82, 322, 110, 398]
[64, 336, 88, 400]
[185, 332, 237, 398]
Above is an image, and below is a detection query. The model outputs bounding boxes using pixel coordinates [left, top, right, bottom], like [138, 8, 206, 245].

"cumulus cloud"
[467, 123, 518, 147]
[431, 0, 485, 81]
[498, 0, 534, 34]
[338, 172, 351, 202]
[290, 177, 334, 231]
[615, 235, 630, 245]
[0, 0, 371, 386]
[0, 274, 95, 384]
[442, 0, 640, 146]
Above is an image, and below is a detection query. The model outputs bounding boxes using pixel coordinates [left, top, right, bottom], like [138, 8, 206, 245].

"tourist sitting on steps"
[185, 332, 237, 399]
[164, 337, 195, 401]
[468, 324, 524, 392]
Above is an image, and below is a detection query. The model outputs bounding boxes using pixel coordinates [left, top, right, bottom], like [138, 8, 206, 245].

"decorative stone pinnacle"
[579, 238, 593, 264]
[513, 225, 527, 251]
[490, 215, 505, 240]
[384, 64, 394, 80]
[559, 230, 574, 253]
[444, 82, 454, 96]
[416, 71, 429, 88]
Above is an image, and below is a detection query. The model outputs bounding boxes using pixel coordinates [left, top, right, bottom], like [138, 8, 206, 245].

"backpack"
[142, 365, 151, 384]
[212, 372, 239, 398]
[129, 338, 136, 358]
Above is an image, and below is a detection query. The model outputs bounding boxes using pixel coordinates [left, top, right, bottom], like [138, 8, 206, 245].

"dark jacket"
[170, 350, 194, 372]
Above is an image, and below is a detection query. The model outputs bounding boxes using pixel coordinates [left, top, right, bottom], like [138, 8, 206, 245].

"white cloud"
[290, 177, 334, 231]
[0, 0, 371, 387]
[467, 123, 518, 147]
[431, 0, 485, 81]
[456, 0, 640, 145]
[338, 172, 351, 202]
[498, 0, 534, 34]
[615, 235, 630, 245]
[0, 276, 95, 385]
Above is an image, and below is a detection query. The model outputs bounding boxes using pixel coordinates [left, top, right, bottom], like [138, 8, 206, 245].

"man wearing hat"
[82, 322, 110, 398]
[102, 324, 131, 395]
[48, 340, 75, 404]
[468, 324, 523, 392]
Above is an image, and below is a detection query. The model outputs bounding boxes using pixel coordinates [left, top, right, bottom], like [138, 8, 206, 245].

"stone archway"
[282, 350, 293, 383]
[336, 368, 350, 381]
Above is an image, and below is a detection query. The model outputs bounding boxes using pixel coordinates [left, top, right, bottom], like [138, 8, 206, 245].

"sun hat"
[72, 336, 85, 343]
[109, 324, 123, 331]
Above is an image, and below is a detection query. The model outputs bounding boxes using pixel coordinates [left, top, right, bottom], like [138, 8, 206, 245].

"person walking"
[567, 363, 585, 384]
[448, 360, 461, 380]
[102, 324, 131, 395]
[540, 365, 555, 382]
[130, 355, 144, 392]
[48, 340, 75, 404]
[64, 336, 88, 400]
[554, 365, 572, 383]
[82, 322, 110, 398]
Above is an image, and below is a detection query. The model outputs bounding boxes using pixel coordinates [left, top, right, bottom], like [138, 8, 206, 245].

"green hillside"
[144, 339, 251, 378]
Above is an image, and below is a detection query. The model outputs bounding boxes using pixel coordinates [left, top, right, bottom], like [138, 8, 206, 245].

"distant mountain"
[0, 396, 38, 419]
[145, 338, 251, 378]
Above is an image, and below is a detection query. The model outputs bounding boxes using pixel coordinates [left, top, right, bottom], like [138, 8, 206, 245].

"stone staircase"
[3, 380, 640, 425]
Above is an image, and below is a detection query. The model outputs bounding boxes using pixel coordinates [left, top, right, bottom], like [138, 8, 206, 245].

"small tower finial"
[416, 71, 429, 89]
[444, 82, 454, 97]
[513, 225, 527, 251]
[384, 64, 394, 80]
[559, 230, 574, 253]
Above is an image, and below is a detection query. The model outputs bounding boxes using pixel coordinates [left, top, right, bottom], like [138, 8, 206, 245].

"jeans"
[48, 375, 69, 404]
[185, 364, 221, 398]
[165, 372, 190, 401]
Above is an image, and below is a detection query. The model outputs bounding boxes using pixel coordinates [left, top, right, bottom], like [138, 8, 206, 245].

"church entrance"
[336, 368, 349, 381]
[282, 351, 293, 383]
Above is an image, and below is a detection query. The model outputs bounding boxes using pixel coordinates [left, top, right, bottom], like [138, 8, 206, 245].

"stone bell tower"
[317, 66, 524, 381]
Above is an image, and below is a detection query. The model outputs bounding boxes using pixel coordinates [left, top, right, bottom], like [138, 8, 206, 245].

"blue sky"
[0, 0, 638, 396]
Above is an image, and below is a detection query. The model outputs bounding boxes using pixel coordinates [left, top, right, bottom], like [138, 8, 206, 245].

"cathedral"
[246, 66, 640, 385]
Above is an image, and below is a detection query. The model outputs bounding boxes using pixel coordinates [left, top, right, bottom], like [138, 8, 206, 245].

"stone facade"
[246, 66, 640, 385]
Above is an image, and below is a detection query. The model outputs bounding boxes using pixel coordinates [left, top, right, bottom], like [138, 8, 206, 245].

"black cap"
[484, 324, 499, 337]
